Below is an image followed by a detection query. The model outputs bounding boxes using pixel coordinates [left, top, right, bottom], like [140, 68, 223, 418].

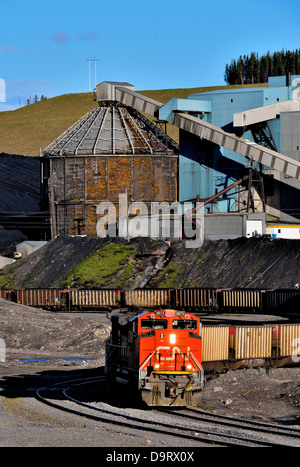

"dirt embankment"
[149, 236, 300, 289]
[0, 299, 110, 360]
[0, 236, 170, 290]
[0, 235, 299, 290]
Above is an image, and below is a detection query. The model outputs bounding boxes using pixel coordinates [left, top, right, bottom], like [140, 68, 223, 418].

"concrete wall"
[203, 213, 265, 241]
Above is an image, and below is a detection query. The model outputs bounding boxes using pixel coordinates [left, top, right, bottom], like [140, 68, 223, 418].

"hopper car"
[0, 287, 299, 314]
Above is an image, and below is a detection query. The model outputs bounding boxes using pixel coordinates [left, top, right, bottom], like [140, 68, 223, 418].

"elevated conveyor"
[111, 86, 300, 180]
[233, 100, 300, 127]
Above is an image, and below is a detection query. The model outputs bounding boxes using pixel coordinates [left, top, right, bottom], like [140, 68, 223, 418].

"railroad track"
[158, 407, 300, 444]
[35, 376, 299, 447]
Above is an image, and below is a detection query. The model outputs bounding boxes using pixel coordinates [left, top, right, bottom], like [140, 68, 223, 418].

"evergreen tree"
[224, 49, 300, 85]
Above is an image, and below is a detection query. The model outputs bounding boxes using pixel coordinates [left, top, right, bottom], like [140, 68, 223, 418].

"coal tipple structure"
[41, 99, 178, 238]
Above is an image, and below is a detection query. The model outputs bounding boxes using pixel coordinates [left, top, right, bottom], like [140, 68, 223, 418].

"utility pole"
[87, 59, 99, 92]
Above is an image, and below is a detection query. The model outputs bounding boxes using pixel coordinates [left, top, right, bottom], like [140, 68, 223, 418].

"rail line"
[35, 376, 298, 447]
[159, 407, 300, 440]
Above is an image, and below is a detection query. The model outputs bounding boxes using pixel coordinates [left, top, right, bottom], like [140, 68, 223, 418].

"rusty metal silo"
[41, 102, 178, 238]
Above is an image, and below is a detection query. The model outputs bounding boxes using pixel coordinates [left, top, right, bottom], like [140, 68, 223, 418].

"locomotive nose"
[169, 334, 176, 344]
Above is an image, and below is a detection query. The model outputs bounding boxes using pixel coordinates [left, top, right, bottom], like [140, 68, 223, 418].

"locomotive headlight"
[170, 334, 176, 344]
[154, 363, 160, 370]
[186, 364, 193, 370]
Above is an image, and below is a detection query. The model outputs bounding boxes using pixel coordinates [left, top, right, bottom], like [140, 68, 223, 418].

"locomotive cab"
[105, 309, 204, 407]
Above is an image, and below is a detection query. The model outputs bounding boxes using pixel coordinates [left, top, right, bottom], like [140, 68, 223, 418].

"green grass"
[61, 243, 136, 289]
[0, 92, 98, 156]
[0, 271, 18, 290]
[149, 261, 182, 289]
[0, 83, 267, 157]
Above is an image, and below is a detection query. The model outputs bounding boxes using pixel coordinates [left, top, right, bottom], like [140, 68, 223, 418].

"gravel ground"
[0, 299, 299, 448]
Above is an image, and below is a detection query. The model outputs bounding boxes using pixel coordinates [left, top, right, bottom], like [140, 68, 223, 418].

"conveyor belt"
[171, 112, 300, 180]
[114, 86, 300, 180]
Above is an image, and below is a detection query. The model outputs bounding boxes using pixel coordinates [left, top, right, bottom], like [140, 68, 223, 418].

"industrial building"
[41, 90, 178, 238]
[41, 77, 300, 241]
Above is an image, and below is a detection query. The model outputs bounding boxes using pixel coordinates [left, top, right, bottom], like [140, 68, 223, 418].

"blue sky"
[0, 0, 299, 110]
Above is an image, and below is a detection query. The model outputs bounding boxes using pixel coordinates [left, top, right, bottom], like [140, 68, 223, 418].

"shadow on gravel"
[0, 364, 145, 409]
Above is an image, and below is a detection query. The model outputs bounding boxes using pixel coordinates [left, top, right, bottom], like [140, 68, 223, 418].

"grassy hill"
[0, 83, 267, 157]
[0, 93, 98, 156]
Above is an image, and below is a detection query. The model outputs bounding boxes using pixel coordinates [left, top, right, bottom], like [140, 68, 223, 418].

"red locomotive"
[105, 308, 204, 406]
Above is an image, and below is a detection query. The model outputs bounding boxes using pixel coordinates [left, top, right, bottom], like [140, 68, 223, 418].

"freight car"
[172, 288, 217, 311]
[216, 289, 264, 313]
[201, 323, 300, 373]
[263, 288, 300, 314]
[16, 289, 66, 309]
[105, 308, 205, 406]
[0, 287, 299, 315]
[69, 289, 122, 310]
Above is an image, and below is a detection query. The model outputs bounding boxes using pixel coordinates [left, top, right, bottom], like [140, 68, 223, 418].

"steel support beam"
[171, 112, 300, 180]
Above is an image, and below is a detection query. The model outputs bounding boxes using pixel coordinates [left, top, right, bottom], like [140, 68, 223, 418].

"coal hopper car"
[105, 309, 205, 407]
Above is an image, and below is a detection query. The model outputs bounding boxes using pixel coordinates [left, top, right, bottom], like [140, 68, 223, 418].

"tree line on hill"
[26, 94, 47, 105]
[224, 50, 300, 85]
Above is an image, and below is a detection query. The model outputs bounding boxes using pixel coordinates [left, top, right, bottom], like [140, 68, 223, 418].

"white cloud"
[45, 31, 70, 44]
[0, 44, 21, 52]
[77, 30, 98, 41]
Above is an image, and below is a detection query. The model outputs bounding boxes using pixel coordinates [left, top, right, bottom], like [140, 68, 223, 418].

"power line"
[86, 59, 99, 92]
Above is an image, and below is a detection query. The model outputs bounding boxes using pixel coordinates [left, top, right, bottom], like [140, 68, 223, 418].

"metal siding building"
[41, 102, 178, 237]
[174, 79, 300, 222]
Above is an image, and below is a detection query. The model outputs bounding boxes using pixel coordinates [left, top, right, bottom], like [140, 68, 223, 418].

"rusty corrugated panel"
[50, 153, 177, 236]
[235, 326, 273, 359]
[124, 289, 170, 308]
[202, 326, 229, 362]
[17, 289, 61, 307]
[42, 103, 178, 238]
[70, 289, 120, 307]
[0, 290, 7, 299]
[280, 324, 300, 357]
